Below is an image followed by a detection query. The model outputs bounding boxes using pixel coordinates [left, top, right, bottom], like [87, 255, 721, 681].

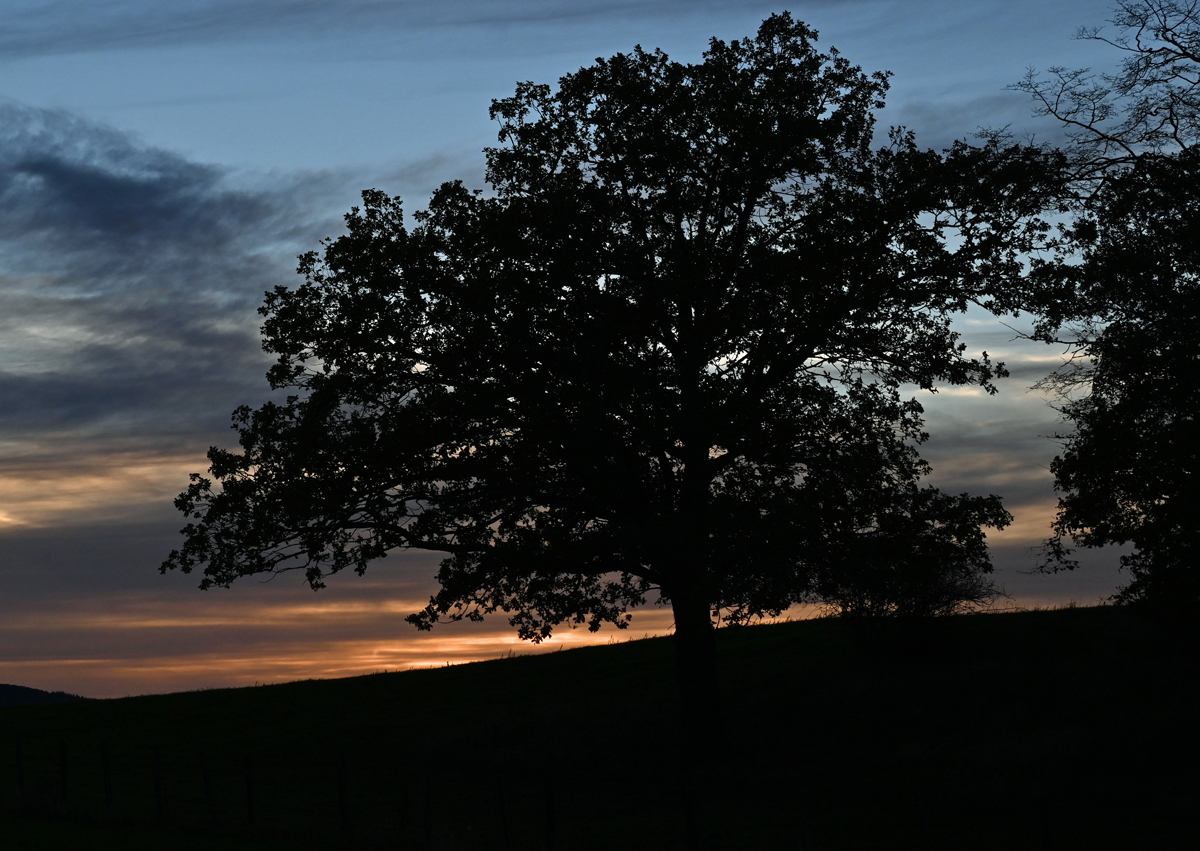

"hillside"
[0, 685, 86, 709]
[2, 606, 1195, 850]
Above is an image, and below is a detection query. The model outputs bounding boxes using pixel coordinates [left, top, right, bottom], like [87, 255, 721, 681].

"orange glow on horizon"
[0, 605, 684, 699]
[0, 601, 841, 699]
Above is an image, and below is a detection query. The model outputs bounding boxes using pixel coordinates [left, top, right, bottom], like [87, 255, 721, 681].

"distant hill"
[0, 683, 86, 707]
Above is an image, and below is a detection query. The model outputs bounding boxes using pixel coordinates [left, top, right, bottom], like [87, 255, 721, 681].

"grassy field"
[2, 605, 1195, 849]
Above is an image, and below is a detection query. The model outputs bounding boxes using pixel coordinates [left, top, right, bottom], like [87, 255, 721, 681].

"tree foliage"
[1019, 2, 1200, 608]
[165, 15, 1053, 681]
[808, 487, 1010, 618]
[1036, 150, 1200, 606]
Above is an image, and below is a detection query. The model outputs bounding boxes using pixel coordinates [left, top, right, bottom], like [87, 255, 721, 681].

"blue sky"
[0, 0, 1127, 697]
[2, 0, 1113, 172]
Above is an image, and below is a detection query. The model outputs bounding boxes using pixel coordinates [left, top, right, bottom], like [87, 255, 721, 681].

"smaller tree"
[1036, 150, 1200, 609]
[1016, 1, 1200, 609]
[700, 376, 1013, 623]
[809, 489, 1009, 619]
[794, 408, 1010, 618]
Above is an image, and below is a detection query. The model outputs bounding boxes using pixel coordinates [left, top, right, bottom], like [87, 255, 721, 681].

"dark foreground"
[2, 606, 1195, 849]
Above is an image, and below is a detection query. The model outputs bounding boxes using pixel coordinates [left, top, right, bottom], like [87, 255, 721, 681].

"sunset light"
[0, 0, 1130, 701]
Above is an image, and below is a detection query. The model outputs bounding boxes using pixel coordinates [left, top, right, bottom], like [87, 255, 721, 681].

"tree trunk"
[668, 418, 722, 849]
[670, 588, 722, 851]
[672, 590, 722, 743]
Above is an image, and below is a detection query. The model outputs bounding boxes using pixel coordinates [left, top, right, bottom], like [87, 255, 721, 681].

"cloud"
[0, 103, 360, 514]
[0, 1, 868, 59]
[0, 101, 471, 297]
[0, 103, 326, 286]
[885, 90, 1079, 152]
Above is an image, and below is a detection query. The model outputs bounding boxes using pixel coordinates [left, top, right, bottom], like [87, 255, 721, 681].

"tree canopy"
[1018, 1, 1200, 609]
[1035, 149, 1200, 607]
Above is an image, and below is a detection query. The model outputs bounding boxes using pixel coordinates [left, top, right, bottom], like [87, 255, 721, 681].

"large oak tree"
[165, 15, 1054, 843]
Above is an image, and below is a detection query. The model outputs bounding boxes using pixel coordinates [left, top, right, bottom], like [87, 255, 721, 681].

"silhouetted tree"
[1016, 2, 1200, 609]
[1033, 151, 1200, 609]
[806, 487, 1010, 619]
[165, 15, 1054, 844]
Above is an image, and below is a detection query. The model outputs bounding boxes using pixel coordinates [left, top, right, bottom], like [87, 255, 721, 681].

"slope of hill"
[1, 606, 1195, 850]
[0, 684, 86, 708]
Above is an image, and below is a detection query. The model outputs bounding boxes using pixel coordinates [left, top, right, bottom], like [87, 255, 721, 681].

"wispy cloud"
[0, 104, 364, 525]
[0, 1, 868, 59]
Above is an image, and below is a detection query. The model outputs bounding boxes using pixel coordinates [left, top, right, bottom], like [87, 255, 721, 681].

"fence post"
[543, 725, 560, 851]
[200, 751, 215, 825]
[243, 755, 254, 828]
[101, 742, 113, 821]
[15, 741, 27, 813]
[497, 775, 511, 850]
[395, 781, 409, 847]
[543, 777, 557, 851]
[152, 745, 165, 822]
[58, 740, 67, 815]
[423, 779, 433, 849]
[337, 748, 351, 836]
[488, 720, 511, 850]
[1039, 805, 1055, 851]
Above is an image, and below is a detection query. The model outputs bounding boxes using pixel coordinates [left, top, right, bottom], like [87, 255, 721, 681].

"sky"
[0, 0, 1129, 698]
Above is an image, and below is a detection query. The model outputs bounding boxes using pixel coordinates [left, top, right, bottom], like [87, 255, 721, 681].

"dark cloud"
[0, 102, 480, 545]
[0, 103, 350, 454]
[0, 0, 861, 59]
[0, 103, 324, 288]
[0, 513, 435, 603]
